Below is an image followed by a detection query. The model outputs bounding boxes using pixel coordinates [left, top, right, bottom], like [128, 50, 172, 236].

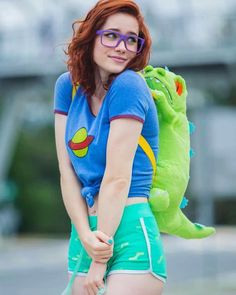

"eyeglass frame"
[96, 29, 145, 54]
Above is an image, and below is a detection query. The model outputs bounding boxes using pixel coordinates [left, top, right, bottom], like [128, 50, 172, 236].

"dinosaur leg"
[149, 188, 170, 212]
[156, 209, 216, 239]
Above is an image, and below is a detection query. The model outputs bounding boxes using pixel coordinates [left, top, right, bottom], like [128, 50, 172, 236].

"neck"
[94, 71, 108, 100]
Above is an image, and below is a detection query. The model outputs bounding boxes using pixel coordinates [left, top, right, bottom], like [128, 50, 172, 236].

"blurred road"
[0, 227, 236, 295]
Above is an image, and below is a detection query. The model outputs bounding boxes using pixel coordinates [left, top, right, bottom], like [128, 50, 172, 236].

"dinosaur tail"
[156, 209, 216, 239]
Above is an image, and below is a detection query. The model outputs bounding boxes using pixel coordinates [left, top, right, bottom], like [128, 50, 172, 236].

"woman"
[54, 0, 167, 294]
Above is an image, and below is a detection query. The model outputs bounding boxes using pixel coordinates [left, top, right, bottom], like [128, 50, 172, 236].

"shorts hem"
[107, 269, 166, 283]
[68, 270, 87, 277]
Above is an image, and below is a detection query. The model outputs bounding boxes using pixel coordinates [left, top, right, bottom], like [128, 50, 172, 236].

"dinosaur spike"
[189, 121, 196, 135]
[180, 197, 189, 209]
[190, 148, 196, 158]
[194, 223, 205, 229]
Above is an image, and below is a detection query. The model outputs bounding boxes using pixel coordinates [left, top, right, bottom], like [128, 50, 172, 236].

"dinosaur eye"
[175, 80, 183, 96]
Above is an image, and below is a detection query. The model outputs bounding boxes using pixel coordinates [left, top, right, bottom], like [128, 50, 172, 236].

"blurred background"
[0, 0, 236, 294]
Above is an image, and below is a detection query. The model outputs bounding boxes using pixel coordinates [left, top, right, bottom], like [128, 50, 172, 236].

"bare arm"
[55, 114, 113, 262]
[97, 118, 143, 237]
[54, 114, 91, 241]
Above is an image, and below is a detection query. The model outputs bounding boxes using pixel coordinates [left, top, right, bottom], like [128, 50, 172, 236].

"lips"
[109, 56, 127, 62]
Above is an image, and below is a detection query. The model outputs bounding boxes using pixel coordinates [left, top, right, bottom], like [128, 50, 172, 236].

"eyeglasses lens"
[101, 31, 141, 53]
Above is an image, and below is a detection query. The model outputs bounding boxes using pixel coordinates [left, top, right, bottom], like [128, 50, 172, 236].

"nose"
[115, 39, 126, 52]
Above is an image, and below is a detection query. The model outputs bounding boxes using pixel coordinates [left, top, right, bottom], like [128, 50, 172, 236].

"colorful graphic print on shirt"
[68, 127, 94, 157]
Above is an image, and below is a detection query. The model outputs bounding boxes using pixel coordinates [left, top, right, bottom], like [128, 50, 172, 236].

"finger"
[95, 254, 112, 261]
[93, 249, 113, 257]
[93, 256, 110, 263]
[95, 256, 112, 263]
[84, 287, 90, 295]
[92, 247, 110, 258]
[94, 231, 113, 245]
[96, 283, 105, 295]
[84, 280, 91, 295]
[94, 242, 113, 251]
[91, 282, 99, 295]
[84, 278, 96, 295]
[83, 283, 90, 295]
[94, 257, 110, 264]
[87, 284, 95, 295]
[93, 252, 113, 262]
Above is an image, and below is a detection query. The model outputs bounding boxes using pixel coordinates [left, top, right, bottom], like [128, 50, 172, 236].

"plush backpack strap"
[138, 135, 156, 177]
[71, 84, 156, 177]
[72, 84, 79, 100]
[136, 71, 157, 177]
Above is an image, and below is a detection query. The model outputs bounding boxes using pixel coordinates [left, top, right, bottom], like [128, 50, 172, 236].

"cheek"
[127, 52, 137, 63]
[93, 40, 104, 61]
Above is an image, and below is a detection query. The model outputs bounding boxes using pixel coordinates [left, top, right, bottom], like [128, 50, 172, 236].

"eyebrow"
[106, 28, 138, 36]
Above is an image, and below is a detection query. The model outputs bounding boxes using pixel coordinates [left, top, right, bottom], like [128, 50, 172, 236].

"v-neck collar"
[85, 93, 107, 118]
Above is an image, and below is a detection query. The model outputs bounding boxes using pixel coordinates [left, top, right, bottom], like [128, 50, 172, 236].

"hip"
[87, 195, 148, 216]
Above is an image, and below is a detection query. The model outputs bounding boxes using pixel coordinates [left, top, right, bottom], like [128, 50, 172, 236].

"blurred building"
[0, 0, 236, 234]
[0, 0, 236, 71]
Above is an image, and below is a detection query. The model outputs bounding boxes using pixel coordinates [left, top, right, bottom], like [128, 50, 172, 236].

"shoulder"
[107, 69, 152, 120]
[53, 72, 74, 114]
[55, 71, 72, 89]
[111, 69, 148, 91]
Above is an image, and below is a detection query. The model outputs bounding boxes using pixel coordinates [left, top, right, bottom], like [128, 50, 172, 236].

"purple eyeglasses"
[96, 29, 145, 54]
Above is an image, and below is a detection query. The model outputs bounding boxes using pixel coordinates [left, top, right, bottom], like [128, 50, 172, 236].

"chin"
[107, 64, 127, 75]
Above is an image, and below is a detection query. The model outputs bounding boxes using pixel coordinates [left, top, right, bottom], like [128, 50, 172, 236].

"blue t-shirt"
[54, 69, 159, 207]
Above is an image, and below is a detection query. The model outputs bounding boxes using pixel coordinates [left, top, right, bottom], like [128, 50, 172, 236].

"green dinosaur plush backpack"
[138, 65, 215, 239]
[71, 65, 216, 240]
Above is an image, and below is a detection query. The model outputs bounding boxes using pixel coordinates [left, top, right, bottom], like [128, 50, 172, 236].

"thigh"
[106, 215, 167, 280]
[68, 274, 87, 295]
[105, 273, 164, 295]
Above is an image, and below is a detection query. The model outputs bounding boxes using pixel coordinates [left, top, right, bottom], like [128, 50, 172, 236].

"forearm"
[97, 176, 131, 237]
[60, 171, 91, 242]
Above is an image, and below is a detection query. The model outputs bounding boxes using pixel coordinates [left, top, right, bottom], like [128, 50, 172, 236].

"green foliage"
[9, 125, 70, 234]
[215, 199, 236, 224]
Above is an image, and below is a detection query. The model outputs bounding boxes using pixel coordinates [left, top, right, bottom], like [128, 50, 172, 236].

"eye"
[104, 32, 119, 40]
[127, 36, 138, 44]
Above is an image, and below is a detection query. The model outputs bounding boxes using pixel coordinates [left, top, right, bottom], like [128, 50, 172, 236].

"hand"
[82, 230, 114, 263]
[84, 261, 107, 295]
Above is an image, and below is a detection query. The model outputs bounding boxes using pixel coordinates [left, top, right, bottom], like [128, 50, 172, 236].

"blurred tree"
[215, 199, 236, 224]
[8, 125, 70, 235]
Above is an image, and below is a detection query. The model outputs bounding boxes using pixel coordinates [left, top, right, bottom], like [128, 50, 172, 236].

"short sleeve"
[108, 70, 150, 123]
[53, 72, 73, 115]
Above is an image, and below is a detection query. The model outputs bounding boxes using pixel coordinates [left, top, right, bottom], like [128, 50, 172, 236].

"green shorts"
[68, 202, 167, 283]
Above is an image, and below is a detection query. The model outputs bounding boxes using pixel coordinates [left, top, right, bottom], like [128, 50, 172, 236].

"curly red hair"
[66, 0, 152, 98]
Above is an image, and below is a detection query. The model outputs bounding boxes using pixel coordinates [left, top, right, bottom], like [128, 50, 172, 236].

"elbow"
[58, 162, 76, 182]
[112, 177, 130, 190]
[103, 175, 131, 192]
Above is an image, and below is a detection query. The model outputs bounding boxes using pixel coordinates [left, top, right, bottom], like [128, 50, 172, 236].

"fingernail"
[107, 239, 113, 245]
